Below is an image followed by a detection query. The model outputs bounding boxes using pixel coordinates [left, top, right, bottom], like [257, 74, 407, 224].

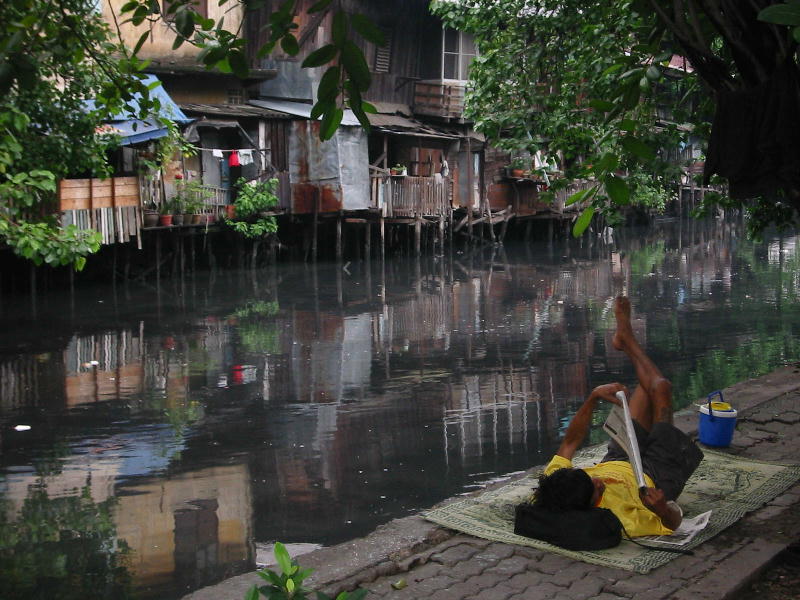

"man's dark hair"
[535, 468, 594, 511]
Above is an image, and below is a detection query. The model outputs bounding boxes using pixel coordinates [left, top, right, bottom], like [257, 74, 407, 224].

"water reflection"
[1, 219, 800, 598]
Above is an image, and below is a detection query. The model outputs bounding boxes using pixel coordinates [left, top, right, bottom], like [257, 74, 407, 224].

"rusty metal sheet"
[288, 120, 369, 213]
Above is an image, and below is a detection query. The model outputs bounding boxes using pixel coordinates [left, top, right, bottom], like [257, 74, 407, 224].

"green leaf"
[341, 41, 370, 91]
[320, 107, 344, 141]
[286, 578, 295, 593]
[274, 542, 293, 576]
[362, 101, 377, 114]
[604, 174, 630, 205]
[619, 118, 637, 132]
[351, 14, 385, 45]
[572, 206, 595, 237]
[621, 136, 656, 161]
[228, 49, 249, 78]
[794, 25, 800, 42]
[348, 590, 368, 600]
[758, 4, 800, 26]
[350, 101, 371, 131]
[175, 8, 195, 38]
[302, 44, 338, 68]
[74, 256, 87, 271]
[311, 98, 334, 120]
[245, 585, 261, 600]
[172, 35, 186, 51]
[133, 31, 150, 54]
[332, 11, 348, 47]
[593, 152, 619, 174]
[120, 1, 139, 13]
[620, 80, 640, 109]
[317, 66, 341, 101]
[281, 34, 300, 56]
[588, 99, 615, 112]
[566, 187, 593, 206]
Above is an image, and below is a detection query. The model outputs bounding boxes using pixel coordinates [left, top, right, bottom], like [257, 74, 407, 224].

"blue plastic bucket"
[698, 390, 737, 447]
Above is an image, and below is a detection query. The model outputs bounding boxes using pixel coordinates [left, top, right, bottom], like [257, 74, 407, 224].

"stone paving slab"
[184, 364, 800, 600]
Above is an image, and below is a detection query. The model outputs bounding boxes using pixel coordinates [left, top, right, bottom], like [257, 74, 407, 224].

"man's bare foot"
[612, 296, 634, 351]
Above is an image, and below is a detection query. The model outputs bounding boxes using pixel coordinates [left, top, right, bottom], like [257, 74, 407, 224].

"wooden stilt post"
[312, 187, 319, 262]
[365, 222, 371, 262]
[466, 136, 473, 241]
[156, 231, 161, 282]
[380, 215, 385, 263]
[336, 209, 343, 261]
[415, 215, 422, 256]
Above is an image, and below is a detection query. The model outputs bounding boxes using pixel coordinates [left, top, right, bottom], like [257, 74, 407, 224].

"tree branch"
[698, 0, 768, 84]
[646, 0, 735, 91]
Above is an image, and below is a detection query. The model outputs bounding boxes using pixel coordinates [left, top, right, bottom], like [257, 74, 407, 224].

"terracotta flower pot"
[225, 204, 236, 219]
[159, 214, 173, 226]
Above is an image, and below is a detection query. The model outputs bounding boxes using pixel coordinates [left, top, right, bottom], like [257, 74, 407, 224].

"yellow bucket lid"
[709, 401, 732, 411]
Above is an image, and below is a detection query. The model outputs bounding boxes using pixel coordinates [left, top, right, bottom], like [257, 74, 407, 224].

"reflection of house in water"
[0, 428, 253, 598]
[64, 330, 145, 405]
[441, 369, 546, 463]
[116, 463, 253, 596]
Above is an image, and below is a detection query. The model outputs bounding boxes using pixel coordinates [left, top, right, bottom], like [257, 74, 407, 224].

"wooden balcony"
[371, 175, 452, 218]
[413, 80, 467, 120]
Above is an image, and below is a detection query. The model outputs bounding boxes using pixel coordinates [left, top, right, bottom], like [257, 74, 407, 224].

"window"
[442, 28, 476, 81]
[373, 26, 393, 73]
[227, 88, 245, 105]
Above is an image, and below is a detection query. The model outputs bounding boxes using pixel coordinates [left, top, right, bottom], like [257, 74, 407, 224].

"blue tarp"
[88, 74, 193, 146]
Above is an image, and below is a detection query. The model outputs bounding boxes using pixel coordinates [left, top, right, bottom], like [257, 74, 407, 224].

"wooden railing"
[552, 179, 596, 213]
[371, 175, 452, 218]
[413, 81, 467, 119]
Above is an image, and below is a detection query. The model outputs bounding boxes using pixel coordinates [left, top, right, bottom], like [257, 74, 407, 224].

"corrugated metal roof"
[248, 99, 362, 125]
[180, 103, 291, 119]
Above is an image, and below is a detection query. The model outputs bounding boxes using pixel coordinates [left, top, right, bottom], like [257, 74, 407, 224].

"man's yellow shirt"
[544, 455, 673, 537]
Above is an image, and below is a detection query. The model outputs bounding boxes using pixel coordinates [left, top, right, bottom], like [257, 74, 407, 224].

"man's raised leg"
[612, 296, 673, 427]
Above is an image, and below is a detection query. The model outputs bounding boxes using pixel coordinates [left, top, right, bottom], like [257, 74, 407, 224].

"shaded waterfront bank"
[2, 217, 799, 598]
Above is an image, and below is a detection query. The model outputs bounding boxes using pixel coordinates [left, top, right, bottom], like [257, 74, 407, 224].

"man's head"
[535, 468, 605, 510]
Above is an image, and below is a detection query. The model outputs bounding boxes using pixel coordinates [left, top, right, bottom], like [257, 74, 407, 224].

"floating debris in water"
[14, 425, 31, 432]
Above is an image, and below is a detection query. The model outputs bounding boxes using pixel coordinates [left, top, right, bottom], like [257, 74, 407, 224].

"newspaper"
[639, 510, 712, 546]
[603, 392, 647, 489]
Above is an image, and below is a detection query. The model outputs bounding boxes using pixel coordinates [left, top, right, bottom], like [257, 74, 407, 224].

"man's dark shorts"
[601, 421, 704, 501]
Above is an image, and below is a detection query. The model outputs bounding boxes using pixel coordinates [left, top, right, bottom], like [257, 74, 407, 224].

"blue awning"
[89, 74, 193, 146]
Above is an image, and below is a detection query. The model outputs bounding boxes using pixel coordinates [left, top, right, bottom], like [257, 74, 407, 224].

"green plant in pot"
[390, 163, 407, 176]
[158, 199, 173, 226]
[509, 156, 529, 177]
[175, 180, 213, 224]
[225, 177, 279, 238]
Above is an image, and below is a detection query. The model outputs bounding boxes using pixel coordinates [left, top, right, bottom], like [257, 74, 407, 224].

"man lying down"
[516, 297, 704, 548]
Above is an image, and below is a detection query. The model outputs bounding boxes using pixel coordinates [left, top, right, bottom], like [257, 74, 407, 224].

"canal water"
[1, 218, 799, 599]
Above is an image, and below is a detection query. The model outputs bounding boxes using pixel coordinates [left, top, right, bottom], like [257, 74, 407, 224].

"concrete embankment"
[184, 364, 800, 600]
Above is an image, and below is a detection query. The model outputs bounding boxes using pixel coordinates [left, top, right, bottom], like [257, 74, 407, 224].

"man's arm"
[556, 383, 628, 461]
[640, 488, 682, 530]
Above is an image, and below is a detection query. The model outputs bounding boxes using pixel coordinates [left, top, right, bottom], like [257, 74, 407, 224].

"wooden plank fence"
[59, 176, 142, 246]
[372, 175, 452, 218]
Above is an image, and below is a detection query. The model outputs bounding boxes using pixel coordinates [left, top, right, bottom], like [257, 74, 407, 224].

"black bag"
[514, 502, 622, 550]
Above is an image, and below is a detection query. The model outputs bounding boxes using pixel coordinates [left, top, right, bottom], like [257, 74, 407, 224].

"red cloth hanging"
[228, 150, 240, 167]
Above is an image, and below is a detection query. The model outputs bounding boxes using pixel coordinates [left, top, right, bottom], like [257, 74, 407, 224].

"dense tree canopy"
[432, 0, 800, 235]
[2, 0, 799, 269]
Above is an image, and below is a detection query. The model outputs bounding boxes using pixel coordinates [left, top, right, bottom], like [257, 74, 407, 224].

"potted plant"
[390, 163, 407, 176]
[175, 180, 213, 225]
[158, 200, 173, 226]
[509, 157, 529, 178]
[171, 196, 186, 226]
[143, 201, 159, 228]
